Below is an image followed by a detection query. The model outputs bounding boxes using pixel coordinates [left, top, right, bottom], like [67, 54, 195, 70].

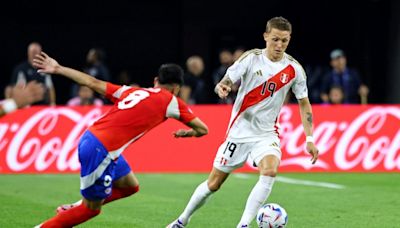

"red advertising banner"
[0, 105, 399, 173]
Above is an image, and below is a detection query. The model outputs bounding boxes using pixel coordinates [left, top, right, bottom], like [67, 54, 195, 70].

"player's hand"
[215, 83, 231, 99]
[33, 52, 61, 74]
[173, 129, 193, 138]
[306, 142, 319, 164]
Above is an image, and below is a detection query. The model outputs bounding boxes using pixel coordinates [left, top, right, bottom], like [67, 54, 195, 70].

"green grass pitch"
[0, 173, 399, 227]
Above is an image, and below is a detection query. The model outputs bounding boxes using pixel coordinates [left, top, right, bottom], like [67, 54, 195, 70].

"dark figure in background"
[67, 85, 104, 106]
[71, 48, 111, 102]
[327, 86, 345, 105]
[84, 48, 111, 82]
[212, 49, 236, 104]
[304, 65, 327, 104]
[180, 55, 207, 104]
[6, 42, 56, 105]
[321, 49, 369, 104]
[116, 70, 140, 88]
[232, 46, 246, 62]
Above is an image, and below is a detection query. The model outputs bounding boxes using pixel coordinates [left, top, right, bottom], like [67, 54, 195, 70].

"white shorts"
[213, 135, 281, 173]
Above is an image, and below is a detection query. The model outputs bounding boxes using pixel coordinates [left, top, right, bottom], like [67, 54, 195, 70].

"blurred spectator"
[84, 48, 111, 81]
[321, 49, 369, 104]
[0, 81, 45, 117]
[327, 86, 344, 104]
[212, 49, 238, 104]
[180, 55, 207, 104]
[71, 48, 111, 99]
[232, 46, 246, 62]
[67, 85, 103, 106]
[212, 49, 233, 87]
[116, 70, 140, 87]
[304, 65, 327, 104]
[6, 42, 56, 105]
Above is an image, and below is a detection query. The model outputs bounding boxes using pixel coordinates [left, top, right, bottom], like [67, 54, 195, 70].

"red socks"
[41, 203, 100, 228]
[39, 186, 139, 227]
[103, 185, 139, 204]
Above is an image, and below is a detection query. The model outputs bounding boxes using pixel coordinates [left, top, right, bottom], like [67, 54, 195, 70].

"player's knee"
[126, 185, 140, 196]
[132, 185, 140, 194]
[90, 208, 101, 217]
[260, 168, 278, 177]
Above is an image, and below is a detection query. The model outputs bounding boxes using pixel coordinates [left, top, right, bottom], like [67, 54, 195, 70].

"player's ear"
[172, 85, 181, 96]
[263, 32, 268, 42]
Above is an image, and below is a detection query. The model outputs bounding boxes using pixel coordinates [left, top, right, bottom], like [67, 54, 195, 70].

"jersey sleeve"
[104, 82, 132, 103]
[291, 64, 308, 100]
[225, 53, 251, 84]
[166, 96, 196, 124]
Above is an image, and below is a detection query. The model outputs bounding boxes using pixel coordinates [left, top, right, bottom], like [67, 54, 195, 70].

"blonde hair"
[266, 16, 292, 33]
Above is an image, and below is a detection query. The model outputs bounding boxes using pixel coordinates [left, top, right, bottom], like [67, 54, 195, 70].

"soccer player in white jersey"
[167, 16, 319, 228]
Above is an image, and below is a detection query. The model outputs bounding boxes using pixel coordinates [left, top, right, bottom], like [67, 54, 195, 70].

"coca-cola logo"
[0, 106, 399, 173]
[2, 107, 104, 172]
[274, 106, 400, 171]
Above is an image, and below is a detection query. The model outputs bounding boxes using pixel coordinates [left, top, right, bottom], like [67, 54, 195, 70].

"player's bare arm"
[33, 52, 107, 96]
[298, 97, 319, 164]
[214, 75, 233, 99]
[173, 117, 208, 138]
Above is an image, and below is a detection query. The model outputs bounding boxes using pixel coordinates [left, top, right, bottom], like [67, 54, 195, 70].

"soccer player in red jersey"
[33, 52, 208, 228]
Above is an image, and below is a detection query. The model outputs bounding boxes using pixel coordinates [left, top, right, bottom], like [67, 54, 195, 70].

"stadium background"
[0, 0, 400, 104]
[1, 1, 400, 227]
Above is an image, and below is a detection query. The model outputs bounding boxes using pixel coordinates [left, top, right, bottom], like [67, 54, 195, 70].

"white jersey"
[225, 49, 308, 142]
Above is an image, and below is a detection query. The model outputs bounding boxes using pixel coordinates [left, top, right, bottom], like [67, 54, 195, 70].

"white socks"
[178, 180, 213, 225]
[237, 175, 275, 227]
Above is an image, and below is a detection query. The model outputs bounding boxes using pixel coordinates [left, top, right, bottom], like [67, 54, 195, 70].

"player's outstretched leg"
[37, 198, 102, 228]
[167, 167, 229, 227]
[236, 155, 279, 228]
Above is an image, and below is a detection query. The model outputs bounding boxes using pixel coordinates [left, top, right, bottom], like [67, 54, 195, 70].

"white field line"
[276, 176, 345, 189]
[232, 174, 346, 189]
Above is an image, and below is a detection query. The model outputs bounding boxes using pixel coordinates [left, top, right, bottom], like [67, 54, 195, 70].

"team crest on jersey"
[280, 73, 289, 83]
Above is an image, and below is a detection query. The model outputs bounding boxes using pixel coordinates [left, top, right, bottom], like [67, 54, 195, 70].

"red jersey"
[88, 83, 196, 159]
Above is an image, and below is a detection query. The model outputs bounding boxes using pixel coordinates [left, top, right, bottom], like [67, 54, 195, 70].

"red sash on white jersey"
[226, 65, 296, 136]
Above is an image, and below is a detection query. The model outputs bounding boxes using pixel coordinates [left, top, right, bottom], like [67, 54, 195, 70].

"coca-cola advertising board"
[0, 105, 399, 173]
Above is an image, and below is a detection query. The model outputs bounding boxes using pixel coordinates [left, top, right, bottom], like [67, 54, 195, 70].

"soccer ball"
[256, 203, 288, 228]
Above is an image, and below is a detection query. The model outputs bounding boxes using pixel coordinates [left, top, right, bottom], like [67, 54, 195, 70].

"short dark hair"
[158, 63, 184, 86]
[266, 16, 292, 33]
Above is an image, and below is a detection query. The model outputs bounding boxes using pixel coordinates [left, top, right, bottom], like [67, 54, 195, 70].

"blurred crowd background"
[1, 0, 400, 106]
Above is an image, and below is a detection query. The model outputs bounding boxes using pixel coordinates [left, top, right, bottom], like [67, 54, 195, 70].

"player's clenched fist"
[215, 83, 231, 99]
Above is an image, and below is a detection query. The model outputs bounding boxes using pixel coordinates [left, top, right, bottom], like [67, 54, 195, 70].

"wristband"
[306, 136, 314, 143]
[2, 99, 18, 114]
